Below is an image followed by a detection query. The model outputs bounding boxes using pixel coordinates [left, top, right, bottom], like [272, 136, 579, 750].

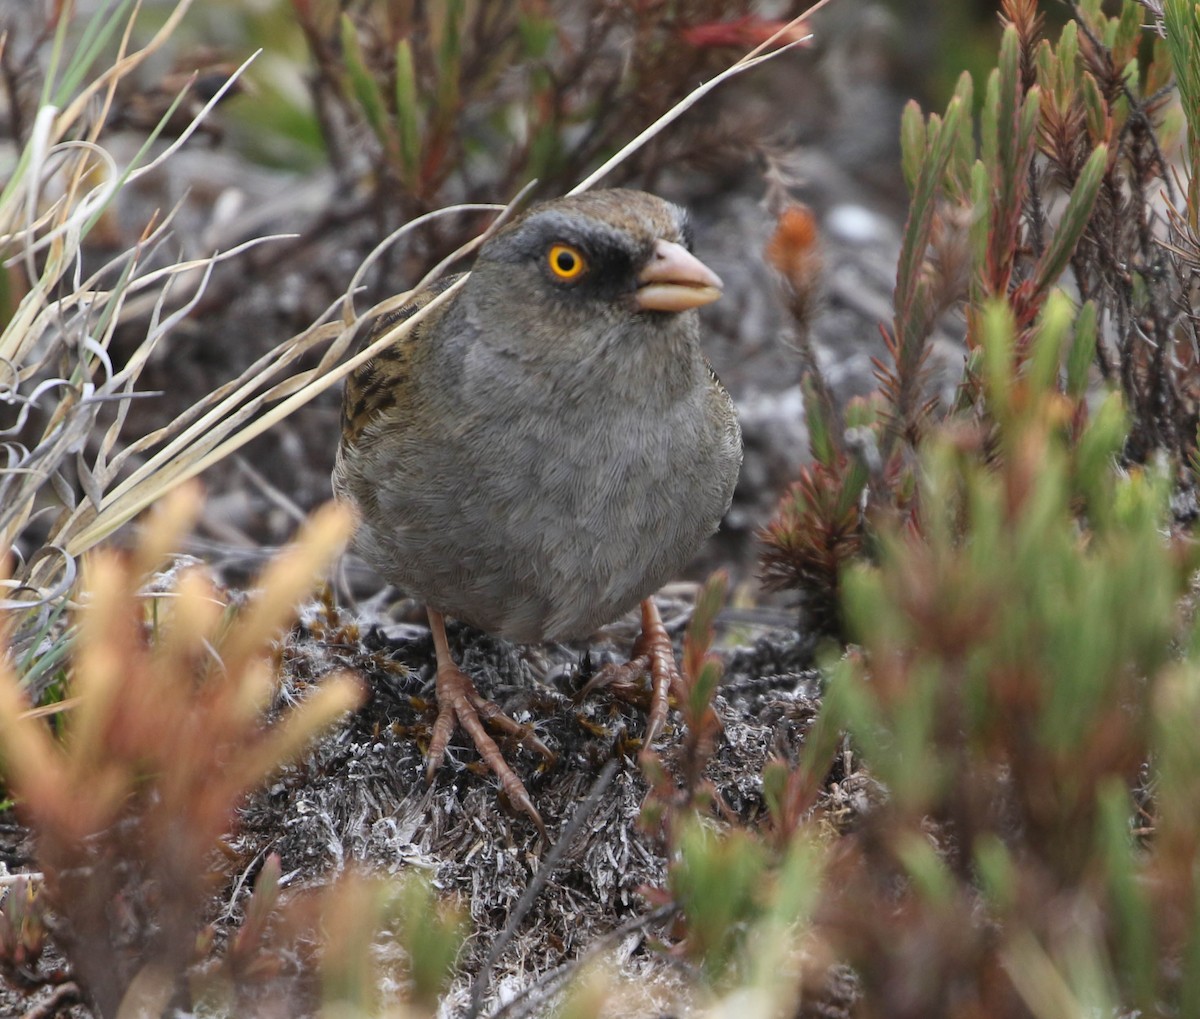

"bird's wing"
[341, 274, 463, 446]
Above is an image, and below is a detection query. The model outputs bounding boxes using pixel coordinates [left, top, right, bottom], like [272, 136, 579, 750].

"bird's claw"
[578, 598, 688, 748]
[426, 660, 553, 836]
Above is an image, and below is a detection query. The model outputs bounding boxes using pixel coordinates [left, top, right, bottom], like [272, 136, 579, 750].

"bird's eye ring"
[547, 243, 587, 281]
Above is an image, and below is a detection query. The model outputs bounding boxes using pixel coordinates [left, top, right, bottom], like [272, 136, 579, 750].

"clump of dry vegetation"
[0, 487, 366, 1016]
[752, 0, 1200, 1013]
[762, 0, 1200, 636]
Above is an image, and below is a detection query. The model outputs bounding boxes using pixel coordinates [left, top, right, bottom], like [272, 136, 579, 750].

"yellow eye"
[547, 243, 587, 281]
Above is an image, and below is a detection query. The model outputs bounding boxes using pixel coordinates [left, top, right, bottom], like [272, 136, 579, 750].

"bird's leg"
[579, 598, 688, 746]
[424, 608, 553, 833]
[635, 598, 690, 745]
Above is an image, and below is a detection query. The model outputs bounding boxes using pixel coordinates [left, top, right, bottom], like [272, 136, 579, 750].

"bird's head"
[464, 189, 723, 363]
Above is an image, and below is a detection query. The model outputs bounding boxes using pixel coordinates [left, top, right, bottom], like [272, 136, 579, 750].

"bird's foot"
[580, 598, 687, 748]
[425, 610, 553, 834]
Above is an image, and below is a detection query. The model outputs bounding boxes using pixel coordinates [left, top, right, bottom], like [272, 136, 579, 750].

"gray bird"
[333, 189, 743, 829]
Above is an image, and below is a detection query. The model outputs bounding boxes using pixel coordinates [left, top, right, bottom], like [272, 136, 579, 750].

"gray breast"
[346, 361, 740, 643]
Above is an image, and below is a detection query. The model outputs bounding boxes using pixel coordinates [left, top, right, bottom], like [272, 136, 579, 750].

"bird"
[332, 188, 743, 831]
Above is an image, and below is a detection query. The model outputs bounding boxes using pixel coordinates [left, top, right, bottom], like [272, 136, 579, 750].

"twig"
[466, 758, 620, 1019]
[0, 870, 44, 887]
[486, 904, 677, 1019]
[20, 981, 81, 1019]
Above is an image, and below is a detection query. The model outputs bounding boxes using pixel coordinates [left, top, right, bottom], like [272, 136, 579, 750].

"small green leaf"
[948, 72, 976, 198]
[804, 376, 835, 467]
[670, 821, 767, 982]
[968, 159, 990, 300]
[995, 25, 1021, 169]
[1028, 290, 1072, 393]
[1018, 83, 1041, 155]
[974, 835, 1017, 912]
[1075, 392, 1128, 504]
[1066, 300, 1097, 398]
[896, 97, 963, 315]
[843, 396, 878, 430]
[1163, 0, 1200, 227]
[760, 759, 789, 826]
[688, 570, 728, 651]
[395, 875, 467, 1008]
[981, 68, 1000, 172]
[1080, 71, 1108, 144]
[1113, 1, 1144, 63]
[517, 11, 556, 58]
[1098, 781, 1156, 1007]
[394, 39, 422, 183]
[1057, 19, 1080, 88]
[689, 659, 722, 719]
[900, 99, 926, 194]
[1031, 144, 1108, 300]
[340, 14, 388, 141]
[897, 831, 954, 908]
[1182, 888, 1200, 1017]
[433, 0, 463, 125]
[1034, 36, 1055, 92]
[834, 455, 870, 520]
[980, 299, 1016, 421]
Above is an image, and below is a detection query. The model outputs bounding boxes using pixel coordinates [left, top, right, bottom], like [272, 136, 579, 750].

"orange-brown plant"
[0, 486, 364, 1017]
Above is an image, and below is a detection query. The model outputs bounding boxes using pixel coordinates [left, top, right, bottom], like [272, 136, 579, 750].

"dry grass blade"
[66, 180, 545, 542]
[61, 266, 471, 555]
[0, 2, 266, 622]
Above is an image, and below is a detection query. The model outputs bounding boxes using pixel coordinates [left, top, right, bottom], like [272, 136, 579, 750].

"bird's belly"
[352, 412, 737, 643]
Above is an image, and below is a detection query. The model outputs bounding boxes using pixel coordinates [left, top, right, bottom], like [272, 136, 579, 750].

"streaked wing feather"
[341, 274, 463, 446]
